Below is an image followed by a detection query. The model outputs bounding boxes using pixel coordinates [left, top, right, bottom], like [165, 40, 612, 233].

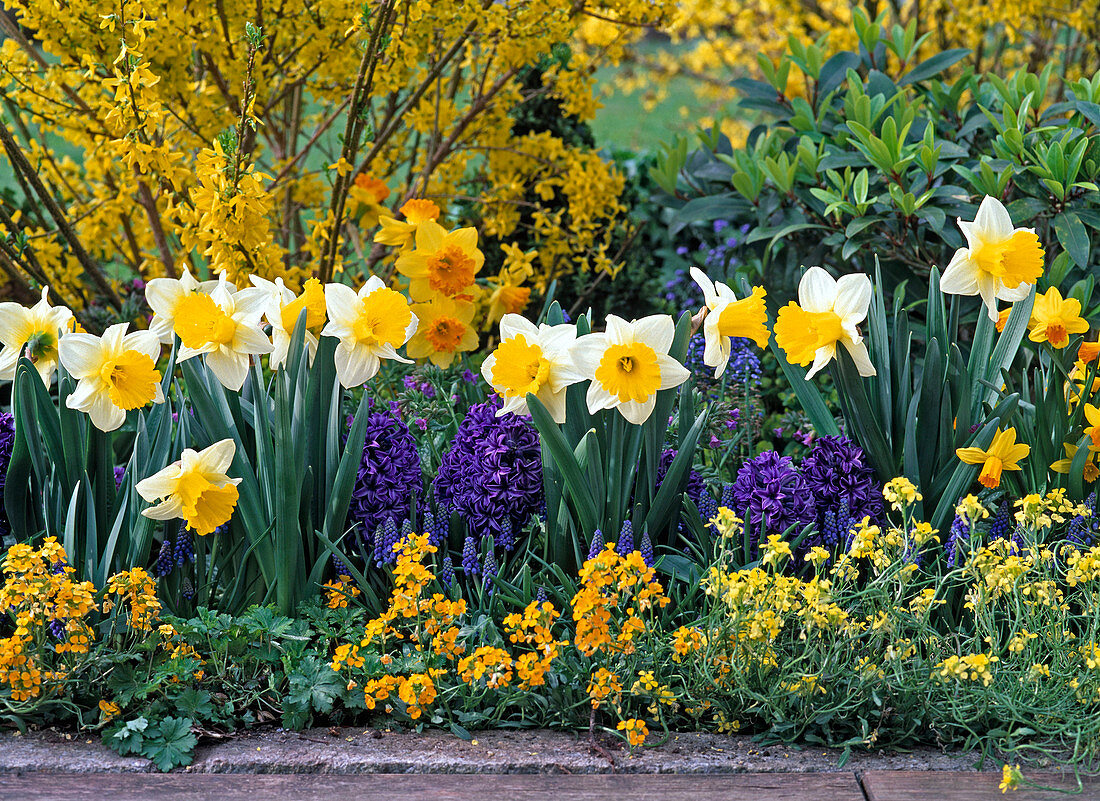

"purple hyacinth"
[433, 397, 542, 550]
[114, 465, 126, 489]
[800, 436, 882, 538]
[732, 451, 816, 546]
[655, 449, 704, 507]
[615, 520, 634, 555]
[348, 407, 422, 557]
[0, 412, 14, 538]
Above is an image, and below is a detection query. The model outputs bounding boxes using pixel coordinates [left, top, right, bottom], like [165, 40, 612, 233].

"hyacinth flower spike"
[481, 313, 581, 423]
[689, 267, 769, 378]
[322, 275, 418, 388]
[956, 427, 1030, 489]
[939, 195, 1044, 321]
[58, 322, 163, 432]
[774, 266, 875, 380]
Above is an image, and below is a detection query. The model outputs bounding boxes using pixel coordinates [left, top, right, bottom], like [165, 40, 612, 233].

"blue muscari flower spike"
[331, 553, 350, 576]
[174, 530, 194, 566]
[440, 555, 454, 588]
[423, 510, 436, 545]
[1067, 492, 1098, 548]
[535, 586, 547, 603]
[482, 548, 498, 593]
[48, 618, 66, 640]
[401, 518, 413, 537]
[587, 529, 604, 560]
[988, 500, 1013, 541]
[435, 505, 451, 547]
[461, 536, 479, 575]
[945, 513, 969, 569]
[497, 516, 516, 552]
[616, 520, 634, 555]
[372, 524, 386, 565]
[639, 530, 654, 567]
[181, 577, 195, 601]
[155, 539, 175, 578]
[719, 483, 736, 512]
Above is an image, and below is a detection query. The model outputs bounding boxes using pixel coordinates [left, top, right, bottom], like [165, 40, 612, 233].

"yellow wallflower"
[406, 296, 478, 368]
[940, 196, 1044, 321]
[690, 267, 769, 377]
[956, 427, 1030, 489]
[774, 266, 875, 379]
[481, 314, 581, 422]
[58, 323, 163, 432]
[321, 276, 418, 387]
[1028, 287, 1089, 348]
[136, 439, 242, 536]
[570, 314, 690, 424]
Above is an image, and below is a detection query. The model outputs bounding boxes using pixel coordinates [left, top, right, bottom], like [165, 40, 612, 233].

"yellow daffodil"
[1051, 442, 1099, 484]
[0, 286, 74, 383]
[485, 278, 532, 328]
[1078, 334, 1099, 364]
[348, 173, 391, 228]
[690, 267, 768, 378]
[374, 199, 441, 252]
[940, 195, 1044, 321]
[1068, 359, 1100, 407]
[58, 323, 163, 432]
[774, 266, 875, 379]
[956, 427, 1030, 489]
[406, 295, 478, 368]
[172, 275, 273, 391]
[481, 314, 581, 422]
[250, 276, 327, 368]
[395, 221, 484, 302]
[1028, 287, 1088, 348]
[1084, 403, 1100, 450]
[136, 439, 241, 536]
[321, 276, 418, 388]
[570, 314, 690, 424]
[145, 266, 218, 344]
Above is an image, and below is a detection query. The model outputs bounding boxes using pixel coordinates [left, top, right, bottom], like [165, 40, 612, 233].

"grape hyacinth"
[174, 530, 194, 566]
[639, 530, 654, 566]
[1067, 492, 1099, 548]
[732, 451, 816, 549]
[482, 548, 498, 592]
[461, 536, 479, 576]
[615, 520, 634, 555]
[587, 529, 604, 560]
[348, 406, 422, 558]
[440, 555, 455, 588]
[988, 500, 1013, 542]
[945, 513, 970, 569]
[155, 539, 175, 577]
[433, 396, 543, 551]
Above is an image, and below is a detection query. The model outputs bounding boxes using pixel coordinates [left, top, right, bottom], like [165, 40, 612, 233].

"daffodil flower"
[1028, 287, 1089, 349]
[374, 199, 440, 252]
[481, 314, 581, 422]
[136, 439, 242, 536]
[773, 266, 875, 379]
[172, 275, 273, 391]
[0, 286, 74, 383]
[406, 295, 478, 368]
[1081, 335, 1100, 365]
[58, 323, 163, 432]
[940, 196, 1044, 321]
[1084, 403, 1100, 450]
[250, 276, 327, 368]
[321, 276, 418, 388]
[956, 427, 1030, 489]
[145, 266, 218, 344]
[570, 314, 690, 424]
[395, 221, 484, 301]
[690, 267, 768, 378]
[1051, 441, 1099, 484]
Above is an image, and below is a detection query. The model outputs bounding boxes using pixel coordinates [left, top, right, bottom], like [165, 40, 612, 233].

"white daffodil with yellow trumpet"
[321, 275, 419, 388]
[774, 266, 876, 379]
[58, 323, 163, 432]
[136, 438, 242, 536]
[482, 314, 581, 423]
[0, 286, 74, 383]
[689, 267, 769, 378]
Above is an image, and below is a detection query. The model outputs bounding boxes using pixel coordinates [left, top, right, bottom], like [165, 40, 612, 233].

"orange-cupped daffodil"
[956, 427, 1030, 489]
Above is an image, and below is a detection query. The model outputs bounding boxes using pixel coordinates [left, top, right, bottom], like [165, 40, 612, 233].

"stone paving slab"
[0, 773, 868, 801]
[0, 727, 991, 774]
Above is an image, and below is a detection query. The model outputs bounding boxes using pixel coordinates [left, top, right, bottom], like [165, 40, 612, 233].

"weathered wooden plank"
[861, 770, 1100, 800]
[0, 772, 865, 801]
